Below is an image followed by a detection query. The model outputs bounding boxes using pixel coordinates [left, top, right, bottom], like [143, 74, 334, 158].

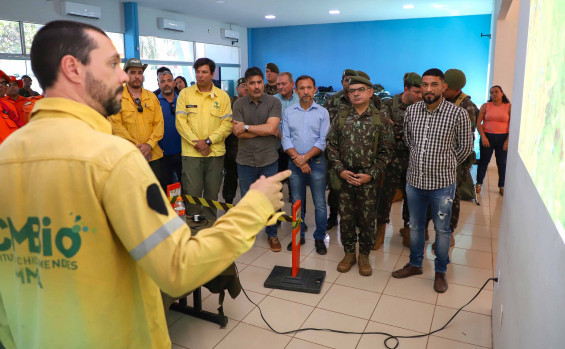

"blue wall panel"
[249, 15, 491, 104]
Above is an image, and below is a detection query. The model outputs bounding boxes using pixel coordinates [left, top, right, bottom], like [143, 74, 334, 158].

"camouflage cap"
[403, 72, 422, 87]
[237, 77, 246, 86]
[348, 75, 373, 88]
[356, 70, 371, 80]
[266, 62, 279, 74]
[444, 69, 466, 90]
[123, 58, 148, 72]
[342, 69, 357, 79]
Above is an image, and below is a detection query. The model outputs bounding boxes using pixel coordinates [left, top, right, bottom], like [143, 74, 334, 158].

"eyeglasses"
[348, 87, 369, 94]
[134, 98, 143, 113]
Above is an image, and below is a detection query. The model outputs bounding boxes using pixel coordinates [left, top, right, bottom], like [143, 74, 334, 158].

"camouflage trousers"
[376, 156, 410, 226]
[339, 181, 378, 255]
[426, 164, 472, 232]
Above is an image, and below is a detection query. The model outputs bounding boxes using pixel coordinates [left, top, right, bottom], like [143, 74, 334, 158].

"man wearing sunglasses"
[0, 70, 21, 144]
[109, 58, 164, 179]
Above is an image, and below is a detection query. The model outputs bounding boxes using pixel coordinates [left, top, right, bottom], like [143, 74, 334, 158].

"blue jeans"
[288, 157, 327, 240]
[406, 182, 456, 273]
[237, 161, 279, 238]
[476, 132, 508, 188]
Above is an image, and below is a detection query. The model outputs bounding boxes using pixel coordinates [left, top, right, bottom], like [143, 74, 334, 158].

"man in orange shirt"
[3, 76, 30, 125]
[0, 70, 20, 143]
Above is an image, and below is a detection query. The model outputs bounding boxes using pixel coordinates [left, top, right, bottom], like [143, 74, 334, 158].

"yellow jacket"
[0, 98, 277, 349]
[109, 86, 164, 161]
[175, 84, 232, 157]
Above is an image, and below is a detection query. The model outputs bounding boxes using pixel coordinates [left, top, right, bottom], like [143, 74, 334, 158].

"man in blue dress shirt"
[281, 75, 330, 255]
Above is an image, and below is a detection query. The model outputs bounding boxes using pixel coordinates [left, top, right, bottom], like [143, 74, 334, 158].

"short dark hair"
[194, 58, 216, 73]
[175, 76, 187, 86]
[422, 68, 445, 81]
[30, 20, 107, 90]
[21, 75, 31, 80]
[156, 66, 171, 76]
[295, 75, 316, 87]
[244, 67, 263, 81]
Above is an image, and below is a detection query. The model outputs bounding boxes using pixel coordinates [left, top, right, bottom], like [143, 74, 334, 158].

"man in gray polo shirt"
[233, 67, 283, 252]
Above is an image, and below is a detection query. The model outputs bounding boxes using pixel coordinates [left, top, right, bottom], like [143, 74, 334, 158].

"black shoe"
[314, 240, 327, 255]
[326, 216, 338, 230]
[287, 237, 305, 251]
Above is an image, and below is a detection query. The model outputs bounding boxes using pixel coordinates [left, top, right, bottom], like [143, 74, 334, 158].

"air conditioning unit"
[221, 29, 239, 40]
[158, 18, 185, 32]
[61, 1, 101, 19]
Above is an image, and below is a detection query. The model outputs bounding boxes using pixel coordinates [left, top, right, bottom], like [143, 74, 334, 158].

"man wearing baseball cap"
[2, 75, 30, 125]
[264, 62, 279, 95]
[109, 58, 164, 179]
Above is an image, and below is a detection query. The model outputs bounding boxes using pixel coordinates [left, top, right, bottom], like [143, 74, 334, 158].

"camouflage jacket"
[380, 93, 410, 157]
[447, 92, 479, 132]
[324, 90, 382, 123]
[264, 84, 278, 96]
[326, 104, 394, 180]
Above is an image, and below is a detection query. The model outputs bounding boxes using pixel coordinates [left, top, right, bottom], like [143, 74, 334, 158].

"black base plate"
[264, 265, 326, 294]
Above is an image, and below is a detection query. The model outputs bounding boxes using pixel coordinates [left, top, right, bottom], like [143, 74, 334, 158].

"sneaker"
[392, 263, 423, 279]
[268, 237, 281, 252]
[287, 237, 305, 251]
[314, 239, 327, 255]
[358, 254, 372, 276]
[337, 253, 356, 273]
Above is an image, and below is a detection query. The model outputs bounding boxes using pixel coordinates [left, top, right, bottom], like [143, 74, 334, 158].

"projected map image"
[518, 0, 565, 235]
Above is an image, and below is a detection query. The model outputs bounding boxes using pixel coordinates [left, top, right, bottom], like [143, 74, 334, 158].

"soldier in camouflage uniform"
[427, 69, 479, 248]
[327, 75, 394, 276]
[264, 63, 279, 95]
[375, 73, 422, 249]
[223, 78, 247, 203]
[324, 70, 382, 230]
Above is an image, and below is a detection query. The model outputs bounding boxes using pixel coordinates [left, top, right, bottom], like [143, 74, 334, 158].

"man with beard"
[392, 69, 472, 293]
[282, 75, 330, 254]
[232, 67, 283, 251]
[156, 70, 182, 191]
[175, 58, 232, 221]
[109, 58, 164, 179]
[0, 20, 290, 348]
[375, 72, 422, 249]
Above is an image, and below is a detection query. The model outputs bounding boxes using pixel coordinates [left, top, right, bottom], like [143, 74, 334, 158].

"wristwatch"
[205, 138, 212, 146]
[244, 125, 249, 132]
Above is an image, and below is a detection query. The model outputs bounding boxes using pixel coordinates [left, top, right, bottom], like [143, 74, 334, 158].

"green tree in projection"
[24, 23, 43, 54]
[140, 36, 158, 60]
[0, 20, 22, 54]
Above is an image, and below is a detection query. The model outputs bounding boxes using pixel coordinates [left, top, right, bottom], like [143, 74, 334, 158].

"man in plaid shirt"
[392, 68, 473, 293]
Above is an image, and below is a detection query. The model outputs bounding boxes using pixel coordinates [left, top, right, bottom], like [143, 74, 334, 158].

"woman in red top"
[475, 85, 511, 196]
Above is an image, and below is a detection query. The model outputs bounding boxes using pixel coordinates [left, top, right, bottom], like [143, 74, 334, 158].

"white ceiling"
[129, 0, 494, 28]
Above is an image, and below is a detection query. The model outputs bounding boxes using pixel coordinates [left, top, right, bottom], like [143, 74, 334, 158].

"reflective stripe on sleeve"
[129, 216, 186, 261]
[176, 110, 188, 116]
[220, 113, 232, 120]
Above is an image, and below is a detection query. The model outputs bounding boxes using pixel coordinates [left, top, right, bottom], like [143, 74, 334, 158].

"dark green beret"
[237, 77, 246, 87]
[348, 75, 373, 88]
[356, 70, 371, 80]
[444, 69, 466, 90]
[403, 72, 422, 87]
[342, 69, 358, 79]
[266, 63, 279, 74]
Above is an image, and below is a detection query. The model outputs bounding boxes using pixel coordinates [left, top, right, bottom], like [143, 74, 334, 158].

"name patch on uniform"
[186, 105, 198, 108]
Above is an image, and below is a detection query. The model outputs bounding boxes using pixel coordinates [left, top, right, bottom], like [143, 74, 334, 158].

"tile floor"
[167, 166, 502, 348]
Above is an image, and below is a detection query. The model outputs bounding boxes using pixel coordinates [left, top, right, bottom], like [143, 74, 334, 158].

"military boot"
[372, 224, 386, 250]
[358, 254, 372, 276]
[401, 227, 410, 247]
[337, 253, 356, 273]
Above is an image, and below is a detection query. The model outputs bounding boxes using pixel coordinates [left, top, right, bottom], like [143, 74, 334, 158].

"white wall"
[492, 0, 565, 347]
[0, 0, 248, 74]
[491, 0, 520, 100]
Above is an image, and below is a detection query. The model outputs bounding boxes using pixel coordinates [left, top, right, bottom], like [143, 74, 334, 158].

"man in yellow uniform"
[109, 57, 164, 178]
[0, 20, 290, 349]
[175, 58, 232, 220]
